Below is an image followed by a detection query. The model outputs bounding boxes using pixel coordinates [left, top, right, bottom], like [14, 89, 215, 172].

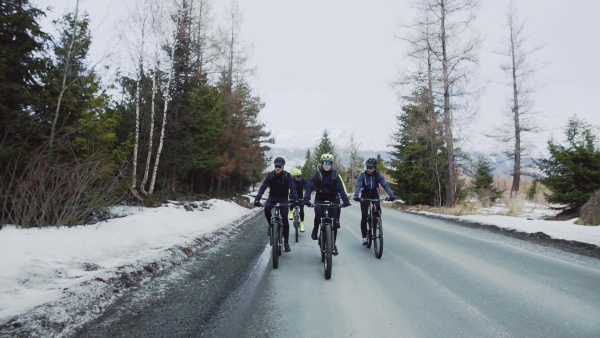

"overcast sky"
[36, 0, 600, 154]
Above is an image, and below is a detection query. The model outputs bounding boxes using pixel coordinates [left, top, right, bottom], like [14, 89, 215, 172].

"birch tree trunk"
[49, 0, 79, 156]
[149, 4, 179, 195]
[131, 79, 141, 190]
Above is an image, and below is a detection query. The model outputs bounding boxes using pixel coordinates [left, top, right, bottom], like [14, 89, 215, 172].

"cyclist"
[288, 168, 307, 232]
[353, 158, 395, 246]
[303, 153, 351, 255]
[254, 157, 299, 252]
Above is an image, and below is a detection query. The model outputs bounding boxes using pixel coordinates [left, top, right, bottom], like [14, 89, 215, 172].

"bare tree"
[189, 0, 219, 78]
[397, 0, 482, 207]
[211, 0, 255, 195]
[346, 133, 365, 189]
[489, 0, 547, 198]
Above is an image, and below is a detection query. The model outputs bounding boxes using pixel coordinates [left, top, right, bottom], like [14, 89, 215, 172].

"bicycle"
[358, 198, 387, 259]
[308, 201, 343, 280]
[290, 201, 301, 242]
[260, 201, 288, 269]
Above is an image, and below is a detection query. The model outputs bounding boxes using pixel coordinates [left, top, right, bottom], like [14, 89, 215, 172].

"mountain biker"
[303, 153, 351, 256]
[254, 157, 299, 252]
[353, 158, 395, 246]
[288, 168, 307, 232]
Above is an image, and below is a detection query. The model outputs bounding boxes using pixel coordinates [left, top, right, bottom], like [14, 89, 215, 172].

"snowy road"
[78, 207, 600, 337]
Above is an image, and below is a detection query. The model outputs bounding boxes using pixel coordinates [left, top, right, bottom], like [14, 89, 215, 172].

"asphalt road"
[77, 205, 600, 337]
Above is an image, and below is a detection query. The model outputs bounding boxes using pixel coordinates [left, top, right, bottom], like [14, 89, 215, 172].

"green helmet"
[292, 168, 302, 177]
[320, 153, 334, 162]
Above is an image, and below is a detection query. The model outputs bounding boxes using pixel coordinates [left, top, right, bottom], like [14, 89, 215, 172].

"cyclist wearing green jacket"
[288, 168, 307, 232]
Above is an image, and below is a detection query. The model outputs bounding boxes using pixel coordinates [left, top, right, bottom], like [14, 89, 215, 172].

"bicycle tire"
[320, 231, 325, 263]
[278, 221, 283, 256]
[294, 214, 299, 243]
[373, 217, 383, 259]
[366, 219, 373, 249]
[272, 220, 280, 269]
[324, 225, 333, 280]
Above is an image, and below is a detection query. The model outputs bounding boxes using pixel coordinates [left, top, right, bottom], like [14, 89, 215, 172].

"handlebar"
[305, 201, 349, 208]
[255, 202, 290, 208]
[355, 197, 390, 202]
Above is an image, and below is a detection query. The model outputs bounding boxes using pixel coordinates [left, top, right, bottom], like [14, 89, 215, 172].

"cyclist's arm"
[335, 176, 350, 204]
[255, 173, 271, 201]
[303, 173, 318, 203]
[353, 172, 365, 199]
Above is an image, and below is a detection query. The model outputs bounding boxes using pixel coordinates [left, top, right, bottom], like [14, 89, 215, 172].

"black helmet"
[366, 158, 377, 167]
[273, 157, 285, 166]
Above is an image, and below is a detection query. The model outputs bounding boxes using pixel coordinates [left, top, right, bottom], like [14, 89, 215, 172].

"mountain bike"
[261, 202, 288, 269]
[290, 202, 301, 242]
[359, 198, 387, 259]
[308, 201, 342, 280]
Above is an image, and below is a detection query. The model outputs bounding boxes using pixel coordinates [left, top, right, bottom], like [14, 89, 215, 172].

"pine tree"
[471, 156, 502, 207]
[0, 0, 49, 158]
[537, 116, 600, 213]
[388, 98, 448, 206]
[301, 149, 314, 178]
[313, 130, 336, 163]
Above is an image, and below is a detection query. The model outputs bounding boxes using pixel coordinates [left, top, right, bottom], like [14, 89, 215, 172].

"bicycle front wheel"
[324, 225, 333, 280]
[272, 221, 280, 269]
[366, 220, 373, 249]
[373, 217, 383, 259]
[294, 216, 299, 242]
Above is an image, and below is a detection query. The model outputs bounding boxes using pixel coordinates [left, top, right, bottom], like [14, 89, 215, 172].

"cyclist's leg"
[360, 200, 369, 238]
[312, 204, 324, 240]
[299, 205, 305, 232]
[264, 203, 274, 236]
[333, 198, 341, 229]
[280, 207, 290, 243]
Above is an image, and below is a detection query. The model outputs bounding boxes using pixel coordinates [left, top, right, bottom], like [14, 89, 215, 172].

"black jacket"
[304, 168, 349, 204]
[255, 170, 298, 202]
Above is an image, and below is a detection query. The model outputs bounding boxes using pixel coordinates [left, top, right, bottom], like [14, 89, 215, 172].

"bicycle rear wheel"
[373, 217, 383, 259]
[324, 225, 333, 280]
[272, 221, 280, 269]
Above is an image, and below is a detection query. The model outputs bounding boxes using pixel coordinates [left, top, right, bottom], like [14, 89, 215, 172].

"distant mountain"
[268, 127, 390, 153]
[265, 147, 391, 170]
[266, 146, 539, 179]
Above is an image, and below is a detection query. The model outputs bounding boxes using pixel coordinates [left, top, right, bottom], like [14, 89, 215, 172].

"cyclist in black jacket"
[353, 158, 395, 246]
[288, 168, 307, 232]
[303, 153, 351, 255]
[254, 157, 299, 252]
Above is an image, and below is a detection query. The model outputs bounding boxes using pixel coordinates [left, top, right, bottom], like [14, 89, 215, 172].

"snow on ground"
[0, 199, 259, 325]
[413, 201, 600, 246]
[0, 198, 598, 335]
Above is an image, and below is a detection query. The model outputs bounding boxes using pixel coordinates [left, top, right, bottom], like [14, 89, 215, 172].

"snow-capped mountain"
[267, 126, 391, 153]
